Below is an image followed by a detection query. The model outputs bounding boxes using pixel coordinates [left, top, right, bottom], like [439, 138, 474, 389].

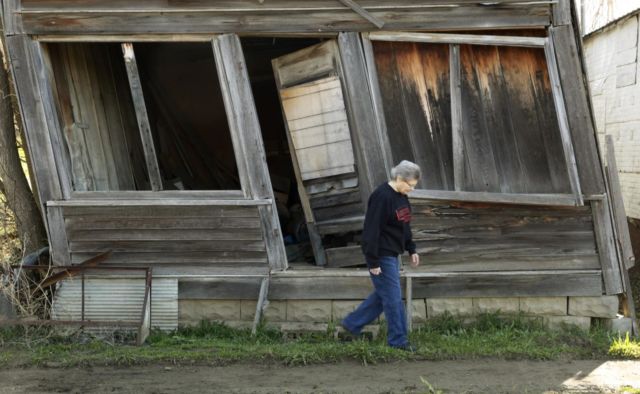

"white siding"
[585, 14, 640, 219]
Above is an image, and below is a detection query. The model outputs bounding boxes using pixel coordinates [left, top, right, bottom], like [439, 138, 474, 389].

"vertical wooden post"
[405, 274, 413, 332]
[604, 136, 635, 269]
[213, 34, 288, 271]
[544, 38, 583, 206]
[31, 42, 74, 199]
[361, 33, 394, 178]
[549, 25, 606, 196]
[45, 205, 70, 265]
[338, 32, 390, 198]
[591, 196, 624, 295]
[5, 35, 64, 238]
[449, 44, 464, 191]
[121, 43, 163, 192]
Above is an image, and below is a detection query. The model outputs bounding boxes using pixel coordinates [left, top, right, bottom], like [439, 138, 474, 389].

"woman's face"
[395, 177, 418, 195]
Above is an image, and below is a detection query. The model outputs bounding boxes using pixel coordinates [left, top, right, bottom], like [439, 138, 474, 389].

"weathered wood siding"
[47, 43, 147, 191]
[408, 199, 599, 272]
[372, 41, 452, 190]
[373, 40, 571, 194]
[458, 44, 570, 193]
[11, 1, 553, 35]
[62, 204, 268, 266]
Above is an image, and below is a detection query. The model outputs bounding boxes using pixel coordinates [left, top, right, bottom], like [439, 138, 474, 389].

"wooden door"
[273, 40, 364, 266]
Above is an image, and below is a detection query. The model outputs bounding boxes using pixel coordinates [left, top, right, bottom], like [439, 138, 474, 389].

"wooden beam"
[549, 25, 606, 195]
[2, 0, 22, 35]
[552, 0, 572, 26]
[4, 35, 64, 235]
[45, 205, 70, 265]
[360, 34, 393, 176]
[31, 42, 73, 199]
[338, 32, 389, 198]
[17, 6, 552, 35]
[121, 43, 162, 191]
[604, 135, 635, 269]
[214, 34, 287, 271]
[449, 43, 464, 191]
[179, 270, 604, 300]
[409, 190, 579, 206]
[337, 0, 385, 29]
[544, 38, 583, 206]
[71, 190, 244, 200]
[368, 31, 547, 47]
[47, 198, 271, 207]
[591, 197, 624, 295]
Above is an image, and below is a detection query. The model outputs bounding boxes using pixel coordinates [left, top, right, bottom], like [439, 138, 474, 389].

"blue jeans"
[341, 256, 408, 347]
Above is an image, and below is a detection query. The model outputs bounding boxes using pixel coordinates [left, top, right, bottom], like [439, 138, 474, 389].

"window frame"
[41, 35, 249, 199]
[363, 31, 584, 207]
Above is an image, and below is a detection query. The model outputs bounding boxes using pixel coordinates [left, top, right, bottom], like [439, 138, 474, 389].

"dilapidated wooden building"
[1, 0, 635, 331]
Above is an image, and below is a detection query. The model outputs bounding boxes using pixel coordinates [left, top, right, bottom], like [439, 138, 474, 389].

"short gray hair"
[390, 160, 421, 181]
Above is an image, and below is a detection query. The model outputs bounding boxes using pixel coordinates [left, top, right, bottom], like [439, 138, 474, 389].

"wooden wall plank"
[338, 32, 389, 197]
[549, 25, 605, 195]
[591, 197, 624, 294]
[410, 199, 598, 272]
[30, 42, 73, 199]
[459, 43, 572, 195]
[360, 34, 393, 176]
[46, 205, 70, 265]
[371, 40, 453, 190]
[605, 135, 635, 269]
[411, 271, 603, 297]
[214, 34, 287, 270]
[121, 43, 163, 191]
[449, 43, 464, 191]
[551, 0, 571, 26]
[20, 0, 555, 11]
[5, 35, 64, 236]
[16, 6, 552, 36]
[2, 0, 22, 35]
[178, 271, 603, 300]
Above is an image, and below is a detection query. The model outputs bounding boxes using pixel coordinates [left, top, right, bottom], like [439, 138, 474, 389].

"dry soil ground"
[0, 360, 639, 393]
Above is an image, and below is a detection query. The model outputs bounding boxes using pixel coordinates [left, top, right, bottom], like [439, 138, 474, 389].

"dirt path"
[1, 360, 638, 393]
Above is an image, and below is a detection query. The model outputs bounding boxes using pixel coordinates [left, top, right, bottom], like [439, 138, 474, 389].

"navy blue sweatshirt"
[361, 183, 416, 269]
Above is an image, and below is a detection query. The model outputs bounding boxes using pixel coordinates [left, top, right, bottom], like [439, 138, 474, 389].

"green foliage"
[609, 333, 640, 359]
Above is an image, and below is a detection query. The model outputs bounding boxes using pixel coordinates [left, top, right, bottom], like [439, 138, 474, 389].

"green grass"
[0, 313, 630, 368]
[609, 333, 640, 359]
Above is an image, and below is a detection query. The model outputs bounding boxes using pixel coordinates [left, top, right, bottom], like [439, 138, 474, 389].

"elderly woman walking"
[341, 160, 421, 351]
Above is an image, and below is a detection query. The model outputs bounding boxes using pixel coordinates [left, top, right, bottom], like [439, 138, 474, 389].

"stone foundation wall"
[177, 295, 625, 332]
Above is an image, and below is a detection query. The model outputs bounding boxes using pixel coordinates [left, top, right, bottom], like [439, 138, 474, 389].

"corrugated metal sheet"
[52, 277, 178, 331]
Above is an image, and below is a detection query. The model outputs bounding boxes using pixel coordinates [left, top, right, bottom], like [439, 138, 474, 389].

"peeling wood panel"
[408, 199, 599, 272]
[62, 204, 270, 266]
[459, 44, 571, 194]
[372, 41, 453, 190]
[17, 6, 552, 35]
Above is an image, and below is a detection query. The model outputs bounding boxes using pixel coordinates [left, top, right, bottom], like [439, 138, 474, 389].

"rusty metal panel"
[52, 277, 178, 331]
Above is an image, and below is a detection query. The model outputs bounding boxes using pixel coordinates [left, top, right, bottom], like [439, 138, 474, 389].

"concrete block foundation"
[177, 296, 625, 332]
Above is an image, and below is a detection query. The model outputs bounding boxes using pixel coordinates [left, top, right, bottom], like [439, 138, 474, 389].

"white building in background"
[581, 0, 640, 220]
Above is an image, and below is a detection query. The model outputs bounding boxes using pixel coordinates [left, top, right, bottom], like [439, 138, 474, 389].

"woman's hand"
[369, 267, 382, 275]
[410, 253, 420, 268]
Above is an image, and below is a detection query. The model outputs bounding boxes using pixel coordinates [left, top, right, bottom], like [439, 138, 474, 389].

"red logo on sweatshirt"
[396, 207, 411, 223]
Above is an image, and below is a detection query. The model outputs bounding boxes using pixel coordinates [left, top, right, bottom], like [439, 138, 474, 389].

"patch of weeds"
[619, 385, 640, 394]
[420, 376, 444, 394]
[609, 333, 640, 359]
